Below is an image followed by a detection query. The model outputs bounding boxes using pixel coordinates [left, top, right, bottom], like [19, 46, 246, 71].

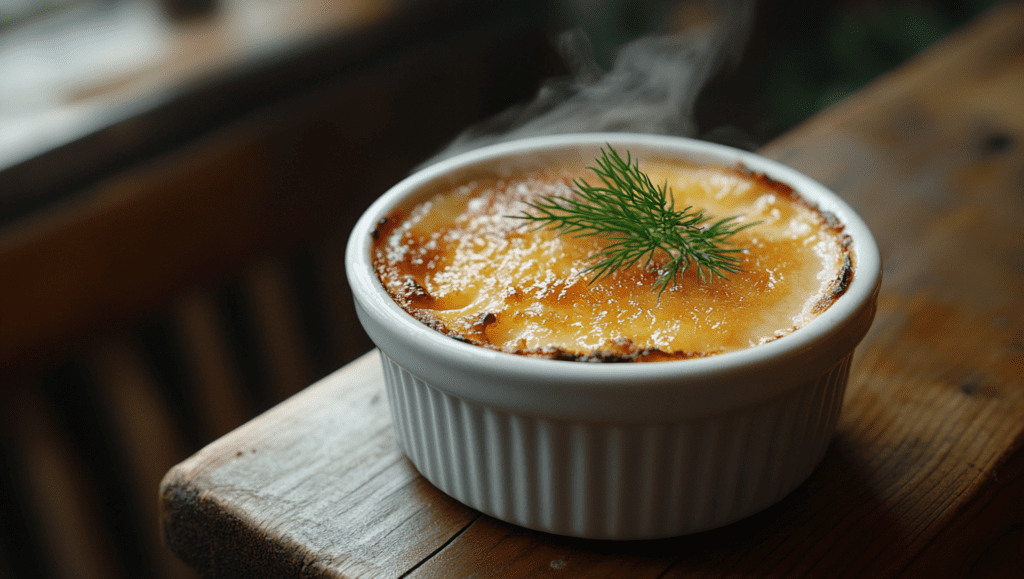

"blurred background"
[0, 0, 1001, 577]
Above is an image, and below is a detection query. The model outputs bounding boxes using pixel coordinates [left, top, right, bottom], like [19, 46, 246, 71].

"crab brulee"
[371, 154, 853, 362]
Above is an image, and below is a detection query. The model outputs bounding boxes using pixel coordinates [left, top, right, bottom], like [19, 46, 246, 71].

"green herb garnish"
[518, 146, 756, 295]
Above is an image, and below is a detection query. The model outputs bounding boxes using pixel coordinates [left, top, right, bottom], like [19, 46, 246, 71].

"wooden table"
[159, 2, 1024, 577]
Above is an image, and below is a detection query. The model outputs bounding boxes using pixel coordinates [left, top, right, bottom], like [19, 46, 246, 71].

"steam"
[421, 0, 755, 167]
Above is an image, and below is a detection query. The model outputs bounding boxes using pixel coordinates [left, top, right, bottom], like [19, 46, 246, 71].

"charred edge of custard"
[458, 311, 499, 343]
[536, 347, 712, 363]
[402, 308, 714, 362]
[813, 245, 854, 314]
[731, 164, 849, 236]
[815, 230, 856, 311]
[407, 309, 474, 343]
[371, 217, 386, 241]
[487, 344, 712, 363]
[372, 209, 411, 243]
[733, 164, 855, 315]
[379, 274, 439, 310]
[732, 164, 796, 198]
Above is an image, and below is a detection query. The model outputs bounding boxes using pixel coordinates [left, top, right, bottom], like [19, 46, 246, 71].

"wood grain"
[160, 2, 1024, 577]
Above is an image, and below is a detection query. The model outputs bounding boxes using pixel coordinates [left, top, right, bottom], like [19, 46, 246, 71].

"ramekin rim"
[346, 133, 881, 391]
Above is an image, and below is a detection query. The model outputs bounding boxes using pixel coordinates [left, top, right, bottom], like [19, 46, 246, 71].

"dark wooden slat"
[2, 382, 129, 579]
[244, 259, 315, 404]
[136, 317, 208, 453]
[0, 411, 54, 579]
[85, 337, 201, 579]
[287, 250, 341, 381]
[39, 362, 154, 578]
[173, 289, 255, 442]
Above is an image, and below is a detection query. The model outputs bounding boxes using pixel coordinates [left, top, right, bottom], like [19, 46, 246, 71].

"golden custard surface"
[373, 160, 851, 362]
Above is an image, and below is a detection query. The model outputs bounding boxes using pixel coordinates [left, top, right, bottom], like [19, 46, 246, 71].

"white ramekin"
[346, 133, 881, 540]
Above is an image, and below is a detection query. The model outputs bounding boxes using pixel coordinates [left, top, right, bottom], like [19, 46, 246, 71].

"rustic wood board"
[161, 2, 1024, 577]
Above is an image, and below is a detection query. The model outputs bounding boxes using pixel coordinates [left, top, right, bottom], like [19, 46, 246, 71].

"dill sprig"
[518, 146, 756, 295]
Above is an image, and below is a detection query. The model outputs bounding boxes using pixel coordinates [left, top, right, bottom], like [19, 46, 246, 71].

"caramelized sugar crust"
[372, 158, 853, 362]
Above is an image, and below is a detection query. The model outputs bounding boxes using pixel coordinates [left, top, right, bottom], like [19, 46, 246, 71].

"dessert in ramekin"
[346, 133, 881, 539]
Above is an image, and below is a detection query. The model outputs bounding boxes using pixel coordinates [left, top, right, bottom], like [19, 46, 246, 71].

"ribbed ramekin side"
[735, 353, 851, 518]
[379, 352, 852, 539]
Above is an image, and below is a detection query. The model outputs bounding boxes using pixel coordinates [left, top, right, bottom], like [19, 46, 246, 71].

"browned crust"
[731, 164, 849, 238]
[733, 164, 855, 316]
[815, 251, 854, 314]
[376, 164, 856, 363]
[401, 306, 715, 362]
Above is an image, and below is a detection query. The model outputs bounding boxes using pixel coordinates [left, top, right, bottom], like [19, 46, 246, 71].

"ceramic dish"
[346, 133, 881, 539]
